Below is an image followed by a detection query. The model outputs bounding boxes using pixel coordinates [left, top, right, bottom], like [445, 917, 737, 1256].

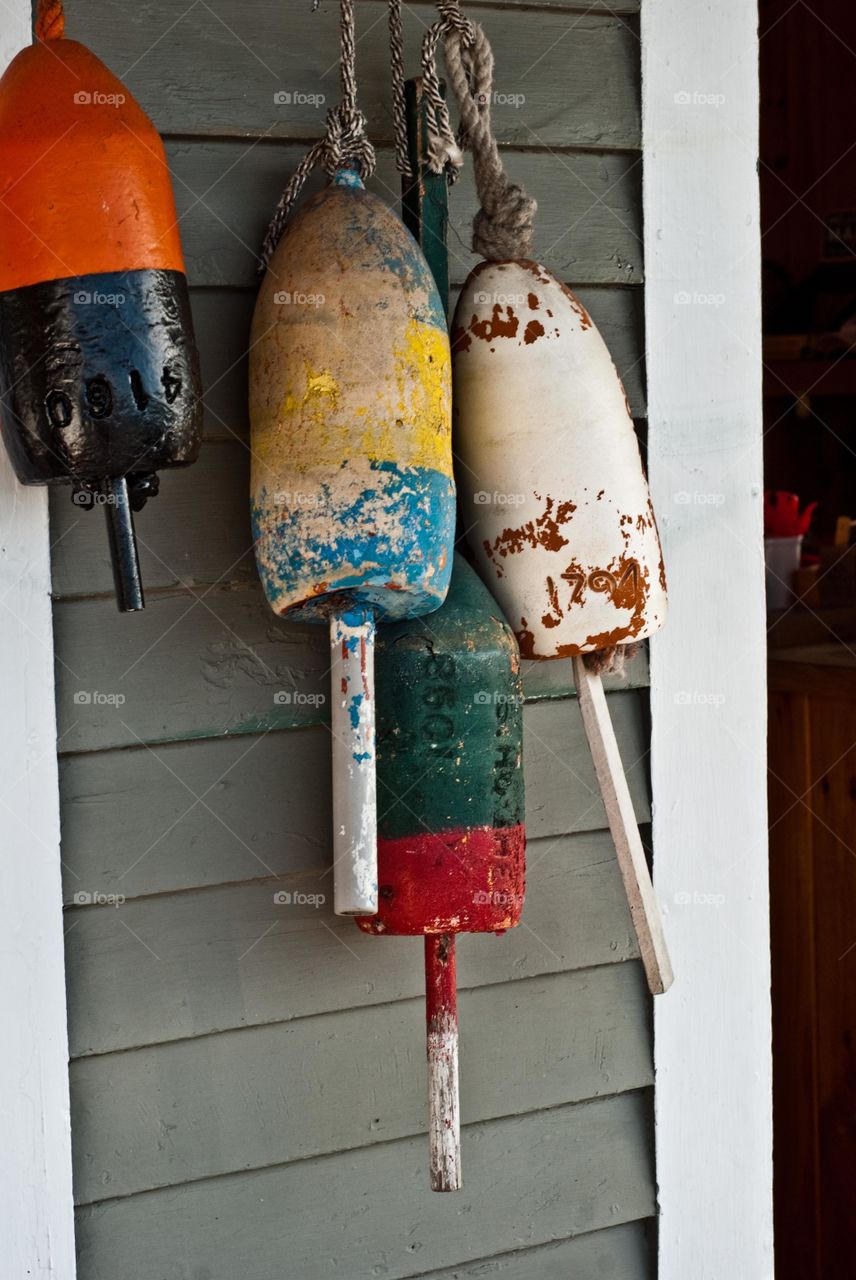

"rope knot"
[472, 182, 537, 261]
[423, 10, 538, 260]
[259, 0, 375, 269]
[321, 105, 376, 182]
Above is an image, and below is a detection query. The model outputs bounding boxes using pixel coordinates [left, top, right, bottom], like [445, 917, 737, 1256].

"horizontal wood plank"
[71, 963, 652, 1201]
[50, 443, 257, 596]
[53, 582, 327, 749]
[58, 692, 651, 898]
[52, 583, 649, 750]
[164, 141, 642, 287]
[413, 1220, 653, 1279]
[69, 4, 639, 148]
[64, 826, 645, 1054]
[73, 1091, 654, 1279]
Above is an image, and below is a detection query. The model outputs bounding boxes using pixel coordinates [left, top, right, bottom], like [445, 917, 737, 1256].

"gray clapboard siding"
[50, 444, 257, 596]
[71, 4, 639, 149]
[53, 581, 649, 750]
[419, 1221, 653, 1280]
[194, 283, 644, 444]
[65, 828, 643, 1056]
[58, 692, 651, 899]
[71, 964, 651, 1203]
[166, 142, 642, 287]
[58, 0, 653, 1271]
[73, 1091, 654, 1280]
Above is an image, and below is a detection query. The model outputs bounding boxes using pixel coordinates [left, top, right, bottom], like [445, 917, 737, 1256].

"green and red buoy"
[357, 555, 526, 1190]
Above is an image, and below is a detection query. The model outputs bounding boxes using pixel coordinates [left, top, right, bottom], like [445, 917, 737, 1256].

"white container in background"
[765, 535, 803, 612]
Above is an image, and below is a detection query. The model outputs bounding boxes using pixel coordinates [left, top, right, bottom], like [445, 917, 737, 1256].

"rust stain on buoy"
[453, 259, 667, 659]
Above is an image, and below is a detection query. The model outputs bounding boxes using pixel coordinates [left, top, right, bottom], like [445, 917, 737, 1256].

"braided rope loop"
[260, 0, 375, 268]
[388, 0, 412, 178]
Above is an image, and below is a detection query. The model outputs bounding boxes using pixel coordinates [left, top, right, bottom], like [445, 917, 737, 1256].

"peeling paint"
[249, 179, 455, 627]
[452, 257, 668, 657]
[482, 494, 577, 575]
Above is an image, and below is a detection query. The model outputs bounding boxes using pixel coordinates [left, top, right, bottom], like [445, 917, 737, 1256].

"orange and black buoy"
[0, 2, 202, 610]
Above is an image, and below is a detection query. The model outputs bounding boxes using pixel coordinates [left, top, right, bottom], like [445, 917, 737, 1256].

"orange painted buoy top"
[0, 37, 185, 291]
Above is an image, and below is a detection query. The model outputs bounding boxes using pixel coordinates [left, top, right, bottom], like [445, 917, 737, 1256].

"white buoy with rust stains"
[425, 3, 672, 992]
[452, 260, 667, 660]
[250, 168, 455, 916]
[452, 259, 673, 995]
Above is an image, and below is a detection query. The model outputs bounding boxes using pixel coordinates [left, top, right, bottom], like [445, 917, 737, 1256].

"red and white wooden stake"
[425, 934, 461, 1192]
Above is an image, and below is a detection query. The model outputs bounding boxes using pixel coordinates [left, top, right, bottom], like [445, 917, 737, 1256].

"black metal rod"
[103, 476, 144, 612]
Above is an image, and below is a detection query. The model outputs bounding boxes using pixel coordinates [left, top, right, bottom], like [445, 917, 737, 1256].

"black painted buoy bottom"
[0, 267, 203, 612]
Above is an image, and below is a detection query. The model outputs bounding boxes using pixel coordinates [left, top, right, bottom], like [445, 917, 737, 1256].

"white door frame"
[643, 2, 773, 1276]
[0, 3, 76, 1274]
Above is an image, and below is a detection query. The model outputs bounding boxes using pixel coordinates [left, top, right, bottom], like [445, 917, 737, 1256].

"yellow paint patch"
[250, 311, 453, 478]
[306, 370, 338, 399]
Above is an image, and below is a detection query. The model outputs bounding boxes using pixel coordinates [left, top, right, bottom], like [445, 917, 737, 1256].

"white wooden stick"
[330, 608, 378, 915]
[572, 656, 674, 995]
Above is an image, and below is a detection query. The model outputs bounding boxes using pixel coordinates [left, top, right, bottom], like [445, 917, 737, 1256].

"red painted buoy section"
[0, 15, 201, 611]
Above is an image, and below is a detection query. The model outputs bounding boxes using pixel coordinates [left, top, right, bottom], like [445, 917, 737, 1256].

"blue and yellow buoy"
[249, 169, 455, 915]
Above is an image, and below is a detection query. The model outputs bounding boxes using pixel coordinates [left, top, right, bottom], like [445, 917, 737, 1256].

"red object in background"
[764, 491, 817, 538]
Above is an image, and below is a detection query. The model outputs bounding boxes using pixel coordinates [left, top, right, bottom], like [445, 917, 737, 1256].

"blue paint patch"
[332, 168, 364, 190]
[340, 606, 373, 629]
[348, 693, 364, 729]
[252, 463, 455, 625]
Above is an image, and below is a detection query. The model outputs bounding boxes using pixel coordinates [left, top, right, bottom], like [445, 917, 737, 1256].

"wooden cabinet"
[769, 649, 856, 1278]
